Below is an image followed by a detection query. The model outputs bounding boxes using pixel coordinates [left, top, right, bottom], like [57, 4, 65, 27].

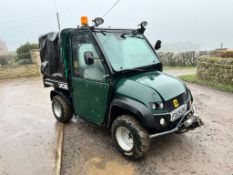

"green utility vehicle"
[39, 17, 203, 159]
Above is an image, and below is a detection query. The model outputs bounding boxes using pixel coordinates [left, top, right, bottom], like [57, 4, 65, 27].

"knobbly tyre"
[39, 16, 203, 160]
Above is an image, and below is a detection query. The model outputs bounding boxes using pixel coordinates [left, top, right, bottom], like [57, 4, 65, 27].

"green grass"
[0, 64, 40, 80]
[179, 74, 233, 93]
[163, 66, 196, 71]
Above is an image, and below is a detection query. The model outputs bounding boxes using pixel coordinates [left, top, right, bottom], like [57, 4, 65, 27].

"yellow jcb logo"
[173, 99, 179, 108]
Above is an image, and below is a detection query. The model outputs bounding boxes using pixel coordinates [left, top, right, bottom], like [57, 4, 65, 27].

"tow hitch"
[176, 106, 204, 134]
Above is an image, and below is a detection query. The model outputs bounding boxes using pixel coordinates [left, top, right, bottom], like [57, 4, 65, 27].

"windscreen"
[95, 31, 159, 71]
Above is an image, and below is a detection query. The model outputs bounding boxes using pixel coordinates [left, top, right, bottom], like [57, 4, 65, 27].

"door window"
[72, 33, 107, 82]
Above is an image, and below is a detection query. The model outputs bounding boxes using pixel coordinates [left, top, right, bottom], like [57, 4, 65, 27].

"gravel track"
[61, 83, 233, 175]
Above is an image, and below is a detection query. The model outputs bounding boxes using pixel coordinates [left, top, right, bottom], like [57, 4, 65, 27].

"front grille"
[164, 92, 188, 112]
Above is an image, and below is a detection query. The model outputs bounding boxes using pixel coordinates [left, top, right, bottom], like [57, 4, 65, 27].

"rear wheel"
[52, 95, 73, 123]
[111, 115, 150, 160]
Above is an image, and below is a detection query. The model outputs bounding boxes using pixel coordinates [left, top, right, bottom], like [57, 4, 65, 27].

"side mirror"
[84, 51, 94, 65]
[154, 40, 162, 50]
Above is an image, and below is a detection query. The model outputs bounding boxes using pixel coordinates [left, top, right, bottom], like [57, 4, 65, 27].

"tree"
[16, 42, 38, 62]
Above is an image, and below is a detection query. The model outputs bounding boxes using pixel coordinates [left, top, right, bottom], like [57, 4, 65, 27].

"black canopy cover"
[39, 32, 65, 79]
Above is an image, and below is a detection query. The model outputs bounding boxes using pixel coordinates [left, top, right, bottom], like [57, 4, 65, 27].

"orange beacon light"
[81, 16, 88, 26]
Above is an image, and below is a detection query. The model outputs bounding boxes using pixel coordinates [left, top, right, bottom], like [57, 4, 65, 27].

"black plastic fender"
[50, 89, 72, 106]
[107, 96, 157, 129]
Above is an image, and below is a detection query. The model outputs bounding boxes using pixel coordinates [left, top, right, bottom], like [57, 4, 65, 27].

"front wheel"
[52, 95, 73, 123]
[111, 115, 150, 160]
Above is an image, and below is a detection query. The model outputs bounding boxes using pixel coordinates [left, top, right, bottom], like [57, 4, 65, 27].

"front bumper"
[150, 105, 203, 138]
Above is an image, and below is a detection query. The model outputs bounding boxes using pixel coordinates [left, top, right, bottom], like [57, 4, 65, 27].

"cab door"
[71, 31, 110, 124]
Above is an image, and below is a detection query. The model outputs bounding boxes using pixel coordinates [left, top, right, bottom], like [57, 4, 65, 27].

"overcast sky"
[0, 0, 232, 51]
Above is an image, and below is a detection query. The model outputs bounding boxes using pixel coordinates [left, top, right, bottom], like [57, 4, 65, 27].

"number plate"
[170, 104, 187, 122]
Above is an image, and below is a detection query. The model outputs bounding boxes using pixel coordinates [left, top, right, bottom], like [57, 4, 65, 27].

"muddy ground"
[0, 77, 61, 175]
[61, 78, 233, 174]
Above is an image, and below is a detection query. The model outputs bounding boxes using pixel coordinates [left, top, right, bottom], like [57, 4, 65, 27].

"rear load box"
[39, 32, 69, 90]
[39, 32, 65, 81]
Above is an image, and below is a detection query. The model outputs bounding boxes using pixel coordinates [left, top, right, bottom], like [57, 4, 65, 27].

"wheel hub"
[53, 102, 62, 117]
[116, 126, 134, 151]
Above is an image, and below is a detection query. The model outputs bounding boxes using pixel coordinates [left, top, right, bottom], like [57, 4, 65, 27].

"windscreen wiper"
[119, 64, 161, 74]
[100, 31, 107, 35]
[120, 68, 146, 73]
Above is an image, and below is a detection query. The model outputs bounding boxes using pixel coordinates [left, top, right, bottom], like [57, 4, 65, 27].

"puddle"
[0, 77, 57, 175]
[78, 157, 134, 175]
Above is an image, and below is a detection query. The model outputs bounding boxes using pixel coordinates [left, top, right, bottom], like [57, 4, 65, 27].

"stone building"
[0, 40, 8, 52]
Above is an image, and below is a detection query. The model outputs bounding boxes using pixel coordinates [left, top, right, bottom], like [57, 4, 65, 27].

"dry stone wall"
[197, 56, 233, 84]
[0, 64, 39, 79]
[158, 51, 208, 66]
[0, 49, 41, 79]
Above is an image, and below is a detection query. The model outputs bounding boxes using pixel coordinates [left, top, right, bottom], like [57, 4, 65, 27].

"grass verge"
[163, 66, 196, 71]
[179, 74, 233, 93]
[0, 64, 40, 80]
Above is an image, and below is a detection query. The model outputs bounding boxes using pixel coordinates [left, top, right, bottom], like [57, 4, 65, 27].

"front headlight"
[150, 102, 164, 110]
[159, 103, 164, 109]
[151, 103, 157, 110]
[160, 118, 166, 126]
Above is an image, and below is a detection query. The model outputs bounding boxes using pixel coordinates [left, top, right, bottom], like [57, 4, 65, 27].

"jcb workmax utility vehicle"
[39, 17, 203, 159]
